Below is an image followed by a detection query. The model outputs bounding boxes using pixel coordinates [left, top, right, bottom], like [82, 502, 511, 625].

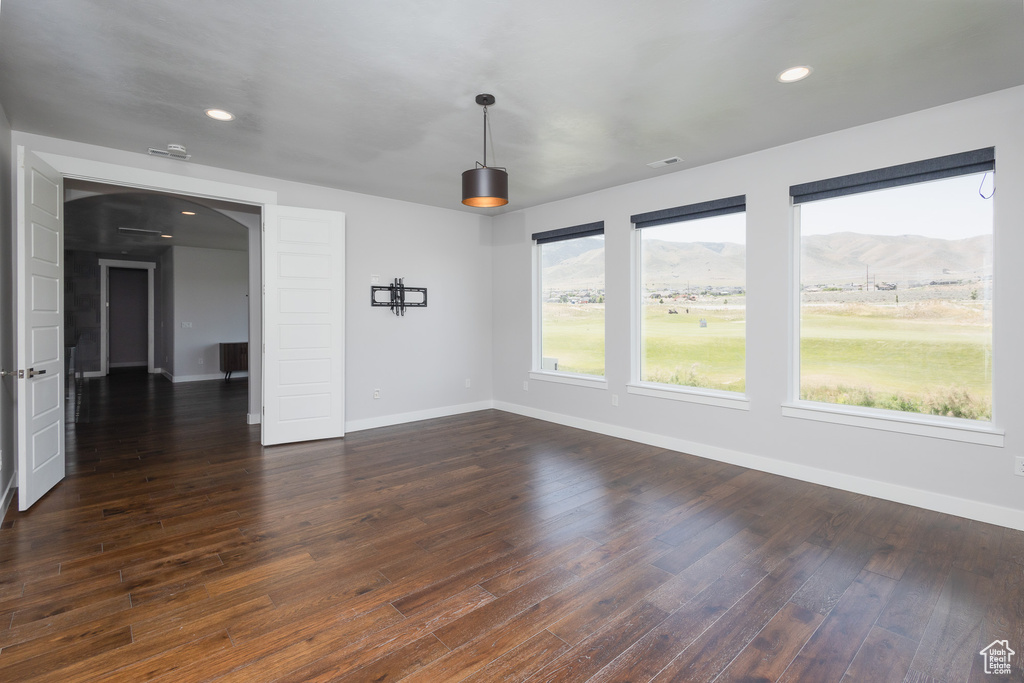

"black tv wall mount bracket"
[371, 277, 427, 316]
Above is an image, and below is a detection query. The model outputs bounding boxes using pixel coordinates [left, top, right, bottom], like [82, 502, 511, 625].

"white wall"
[0, 101, 14, 516]
[10, 131, 494, 430]
[169, 246, 248, 381]
[492, 85, 1024, 530]
[344, 198, 494, 429]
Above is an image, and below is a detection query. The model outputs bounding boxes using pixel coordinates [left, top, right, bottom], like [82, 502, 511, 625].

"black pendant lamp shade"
[462, 94, 509, 207]
[462, 167, 508, 208]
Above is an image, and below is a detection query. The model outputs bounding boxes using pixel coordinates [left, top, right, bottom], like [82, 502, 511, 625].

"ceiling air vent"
[148, 143, 191, 161]
[647, 156, 683, 169]
[118, 227, 163, 236]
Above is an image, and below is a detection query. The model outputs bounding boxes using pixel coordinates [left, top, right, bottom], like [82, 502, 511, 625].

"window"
[632, 196, 746, 394]
[534, 222, 605, 377]
[793, 148, 994, 421]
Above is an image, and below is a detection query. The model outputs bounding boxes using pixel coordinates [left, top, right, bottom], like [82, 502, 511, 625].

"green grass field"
[541, 304, 606, 376]
[640, 305, 746, 392]
[542, 300, 992, 418]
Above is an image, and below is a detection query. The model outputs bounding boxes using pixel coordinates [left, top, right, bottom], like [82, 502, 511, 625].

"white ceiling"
[2, 1, 1023, 214]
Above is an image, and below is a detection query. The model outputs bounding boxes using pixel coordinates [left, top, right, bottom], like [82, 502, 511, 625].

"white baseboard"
[247, 413, 261, 425]
[83, 370, 105, 378]
[166, 371, 248, 383]
[345, 400, 495, 433]
[0, 474, 15, 522]
[109, 362, 147, 368]
[492, 401, 1024, 532]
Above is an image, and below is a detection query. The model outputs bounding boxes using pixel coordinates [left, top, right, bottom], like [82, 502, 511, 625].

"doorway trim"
[36, 150, 277, 423]
[98, 259, 156, 375]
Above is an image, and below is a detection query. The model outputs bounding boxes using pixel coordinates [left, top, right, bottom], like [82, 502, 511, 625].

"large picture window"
[793, 148, 994, 421]
[633, 196, 746, 393]
[534, 222, 605, 377]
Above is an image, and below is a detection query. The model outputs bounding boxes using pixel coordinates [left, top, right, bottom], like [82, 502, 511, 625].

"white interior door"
[16, 147, 65, 510]
[262, 205, 345, 446]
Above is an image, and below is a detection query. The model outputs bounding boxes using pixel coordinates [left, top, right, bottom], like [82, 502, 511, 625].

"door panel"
[262, 205, 345, 446]
[16, 147, 65, 510]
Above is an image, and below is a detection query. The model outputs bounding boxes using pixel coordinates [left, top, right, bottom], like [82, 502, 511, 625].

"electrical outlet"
[465, 378, 471, 388]
[611, 394, 619, 407]
[181, 321, 193, 328]
[523, 381, 529, 391]
[371, 274, 380, 285]
[373, 388, 381, 399]
[1015, 456, 1024, 477]
[197, 357, 204, 365]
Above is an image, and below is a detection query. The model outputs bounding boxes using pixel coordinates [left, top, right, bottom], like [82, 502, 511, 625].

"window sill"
[781, 401, 1003, 447]
[626, 383, 749, 410]
[529, 371, 608, 390]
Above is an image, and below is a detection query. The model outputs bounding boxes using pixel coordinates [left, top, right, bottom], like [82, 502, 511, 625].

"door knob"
[3, 368, 47, 378]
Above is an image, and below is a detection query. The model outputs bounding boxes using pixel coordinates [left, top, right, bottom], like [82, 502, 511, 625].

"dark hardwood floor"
[1, 371, 1022, 681]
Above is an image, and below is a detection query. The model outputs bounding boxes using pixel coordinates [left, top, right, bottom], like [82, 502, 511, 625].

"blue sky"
[799, 172, 994, 239]
[644, 212, 746, 244]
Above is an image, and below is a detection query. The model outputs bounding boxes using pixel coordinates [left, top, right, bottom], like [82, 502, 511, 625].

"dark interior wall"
[108, 268, 147, 366]
[64, 251, 161, 373]
[157, 248, 173, 375]
[65, 250, 101, 373]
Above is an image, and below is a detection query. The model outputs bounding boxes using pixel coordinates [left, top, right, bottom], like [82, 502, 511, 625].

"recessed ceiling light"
[205, 108, 235, 121]
[777, 66, 812, 83]
[181, 211, 196, 215]
[161, 234, 173, 239]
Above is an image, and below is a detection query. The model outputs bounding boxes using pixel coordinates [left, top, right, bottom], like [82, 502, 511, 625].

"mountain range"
[542, 233, 991, 290]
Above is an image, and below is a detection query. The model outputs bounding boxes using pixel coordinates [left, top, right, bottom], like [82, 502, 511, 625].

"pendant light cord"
[481, 104, 500, 170]
[488, 107, 499, 169]
[482, 105, 489, 168]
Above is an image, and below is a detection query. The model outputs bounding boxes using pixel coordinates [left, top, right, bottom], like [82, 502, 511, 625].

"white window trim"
[630, 213, 749, 406]
[781, 401, 1003, 447]
[533, 237, 606, 379]
[529, 370, 608, 389]
[532, 241, 541, 371]
[789, 189, 999, 447]
[626, 382, 749, 410]
[790, 204, 803, 406]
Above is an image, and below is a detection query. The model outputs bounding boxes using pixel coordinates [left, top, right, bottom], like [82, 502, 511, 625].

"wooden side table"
[219, 342, 248, 381]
